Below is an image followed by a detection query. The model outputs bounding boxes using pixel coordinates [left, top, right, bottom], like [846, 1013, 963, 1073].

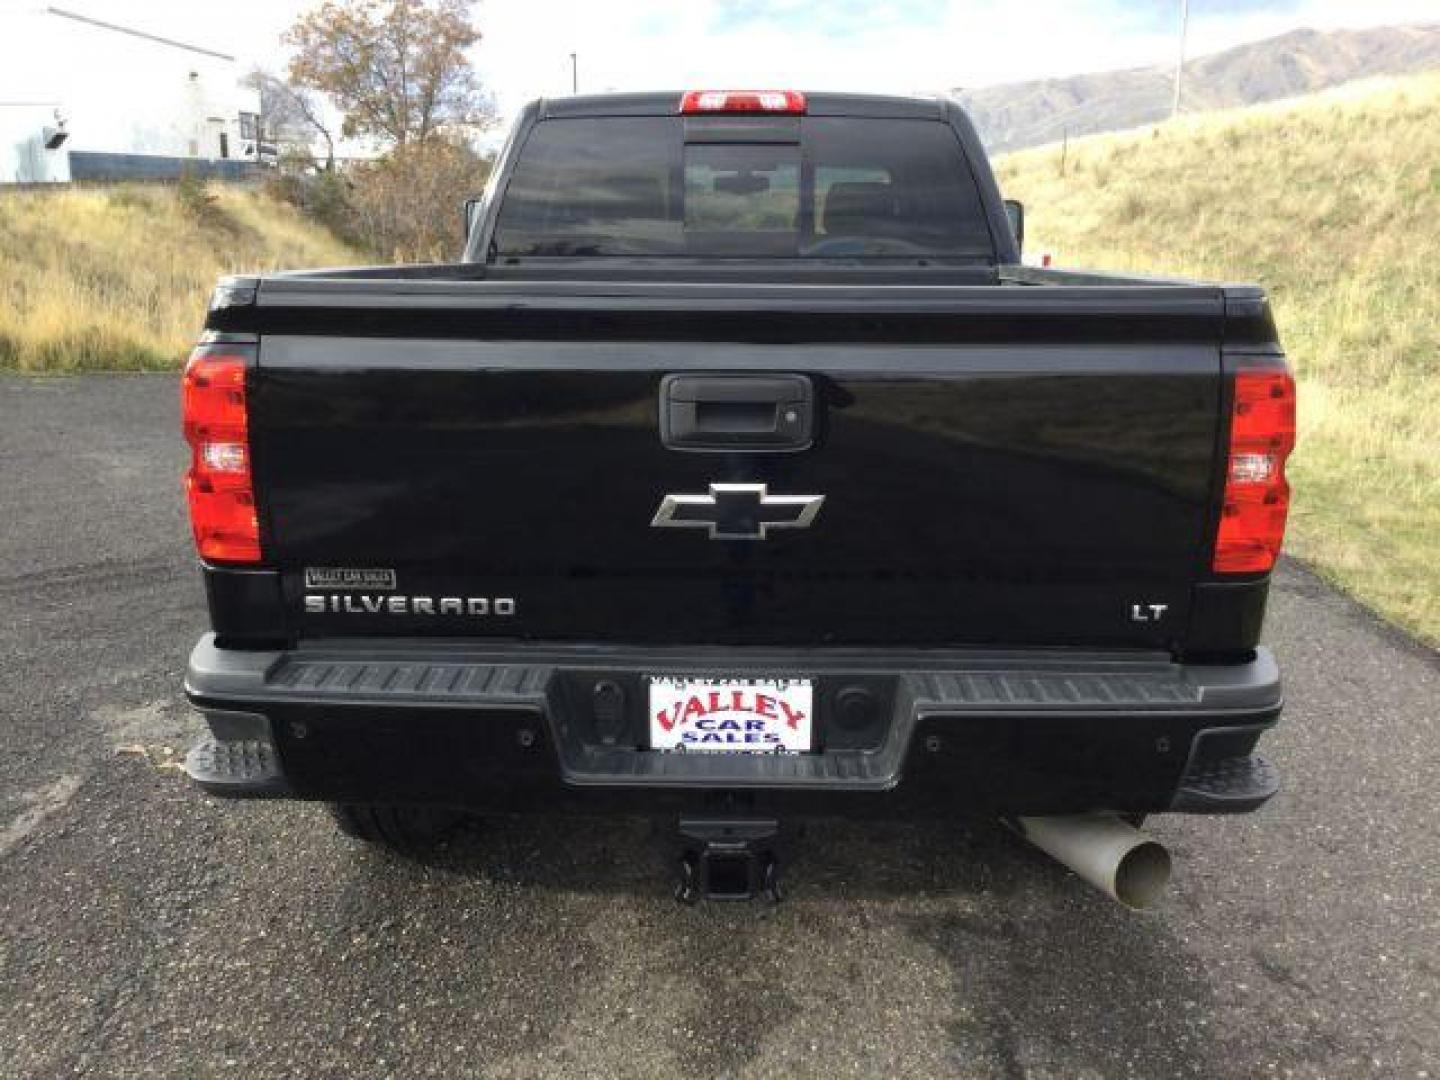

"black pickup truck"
[181, 90, 1294, 907]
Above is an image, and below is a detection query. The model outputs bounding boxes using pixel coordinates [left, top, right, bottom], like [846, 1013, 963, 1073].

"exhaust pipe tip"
[1008, 814, 1173, 910]
[1112, 836, 1172, 910]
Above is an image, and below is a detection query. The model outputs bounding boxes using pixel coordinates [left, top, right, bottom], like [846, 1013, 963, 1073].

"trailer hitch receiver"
[674, 817, 784, 903]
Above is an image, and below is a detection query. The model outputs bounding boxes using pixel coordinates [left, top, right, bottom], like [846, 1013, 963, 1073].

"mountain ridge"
[953, 23, 1440, 151]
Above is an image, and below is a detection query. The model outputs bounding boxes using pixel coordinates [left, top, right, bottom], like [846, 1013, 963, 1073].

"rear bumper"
[183, 635, 1282, 817]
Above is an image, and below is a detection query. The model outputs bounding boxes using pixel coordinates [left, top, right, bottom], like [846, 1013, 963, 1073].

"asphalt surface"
[1, 373, 1437, 1080]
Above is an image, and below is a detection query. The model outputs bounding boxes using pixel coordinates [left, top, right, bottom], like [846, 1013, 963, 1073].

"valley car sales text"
[655, 687, 806, 747]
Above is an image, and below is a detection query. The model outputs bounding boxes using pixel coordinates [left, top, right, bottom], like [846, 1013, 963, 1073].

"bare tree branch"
[244, 69, 338, 169]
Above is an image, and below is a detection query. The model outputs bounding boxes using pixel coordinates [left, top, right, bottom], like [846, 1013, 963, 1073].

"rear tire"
[327, 803, 463, 855]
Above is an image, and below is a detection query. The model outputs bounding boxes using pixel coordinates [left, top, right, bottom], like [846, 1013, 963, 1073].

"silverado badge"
[651, 483, 824, 540]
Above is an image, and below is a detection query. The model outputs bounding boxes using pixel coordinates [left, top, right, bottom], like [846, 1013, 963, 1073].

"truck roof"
[539, 91, 946, 121]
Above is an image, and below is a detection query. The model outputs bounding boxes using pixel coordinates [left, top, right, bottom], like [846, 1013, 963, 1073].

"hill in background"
[0, 185, 359, 371]
[995, 71, 1440, 644]
[957, 23, 1440, 151]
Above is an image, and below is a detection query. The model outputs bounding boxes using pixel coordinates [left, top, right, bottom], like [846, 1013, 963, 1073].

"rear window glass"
[493, 116, 995, 260]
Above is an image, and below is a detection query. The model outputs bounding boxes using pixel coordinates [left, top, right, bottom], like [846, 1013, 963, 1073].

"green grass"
[995, 73, 1440, 645]
[0, 183, 360, 372]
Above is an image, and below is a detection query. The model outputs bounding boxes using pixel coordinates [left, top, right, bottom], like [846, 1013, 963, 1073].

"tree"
[348, 135, 492, 261]
[285, 0, 493, 148]
[243, 69, 338, 170]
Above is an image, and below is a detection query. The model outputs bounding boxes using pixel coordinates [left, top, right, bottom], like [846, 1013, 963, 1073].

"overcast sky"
[3, 0, 1436, 126]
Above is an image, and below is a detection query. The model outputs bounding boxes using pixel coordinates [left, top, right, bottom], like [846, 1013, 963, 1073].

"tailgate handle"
[660, 374, 814, 452]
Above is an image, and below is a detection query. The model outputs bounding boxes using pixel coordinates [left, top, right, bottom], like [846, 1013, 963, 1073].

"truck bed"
[200, 271, 1278, 656]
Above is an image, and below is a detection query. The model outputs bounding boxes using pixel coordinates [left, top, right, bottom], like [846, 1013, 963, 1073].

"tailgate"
[247, 282, 1222, 649]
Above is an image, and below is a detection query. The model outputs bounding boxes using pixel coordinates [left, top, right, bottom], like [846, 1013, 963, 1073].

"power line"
[46, 6, 235, 63]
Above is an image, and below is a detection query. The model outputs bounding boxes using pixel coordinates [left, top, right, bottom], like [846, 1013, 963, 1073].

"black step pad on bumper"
[186, 636, 1277, 713]
[1172, 754, 1279, 813]
[185, 736, 291, 798]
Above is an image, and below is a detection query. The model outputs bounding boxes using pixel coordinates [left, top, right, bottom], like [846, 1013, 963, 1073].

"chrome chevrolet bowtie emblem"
[651, 483, 825, 540]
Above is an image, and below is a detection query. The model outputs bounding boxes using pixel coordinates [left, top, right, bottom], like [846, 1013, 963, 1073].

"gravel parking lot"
[2, 374, 1437, 1079]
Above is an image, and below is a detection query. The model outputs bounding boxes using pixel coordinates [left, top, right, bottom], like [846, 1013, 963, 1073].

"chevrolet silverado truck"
[181, 90, 1294, 908]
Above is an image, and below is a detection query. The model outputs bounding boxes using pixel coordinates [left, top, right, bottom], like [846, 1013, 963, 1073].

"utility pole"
[1171, 0, 1189, 119]
[570, 52, 578, 95]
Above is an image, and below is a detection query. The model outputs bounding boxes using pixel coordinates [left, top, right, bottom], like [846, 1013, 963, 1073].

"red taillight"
[182, 348, 260, 563]
[1213, 364, 1296, 573]
[678, 89, 806, 115]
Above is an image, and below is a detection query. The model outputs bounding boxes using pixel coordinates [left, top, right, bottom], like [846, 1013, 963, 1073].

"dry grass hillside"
[996, 72, 1440, 644]
[0, 184, 360, 372]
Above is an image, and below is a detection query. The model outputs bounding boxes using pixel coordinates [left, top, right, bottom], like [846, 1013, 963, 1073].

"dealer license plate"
[649, 677, 814, 753]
